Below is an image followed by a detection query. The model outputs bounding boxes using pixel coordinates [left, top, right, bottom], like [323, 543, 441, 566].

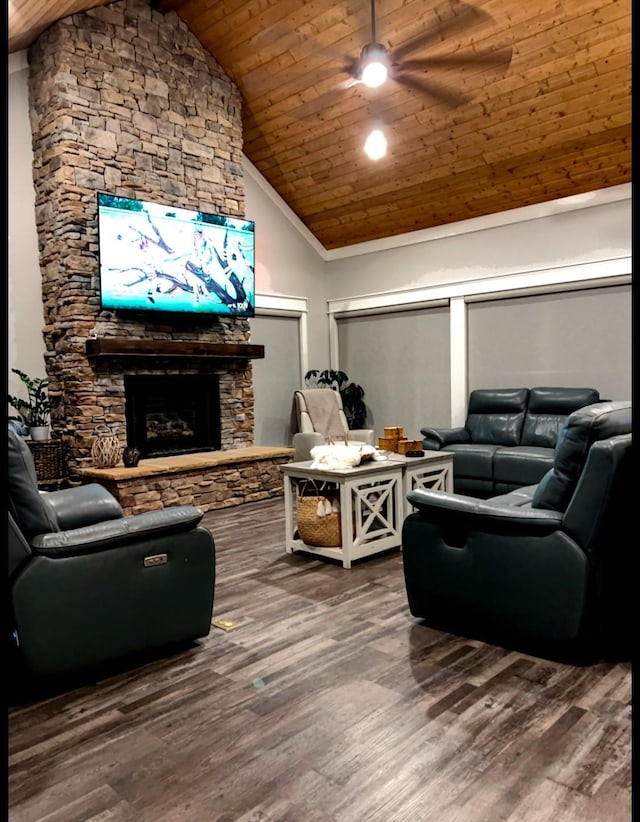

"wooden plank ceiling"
[9, 0, 631, 250]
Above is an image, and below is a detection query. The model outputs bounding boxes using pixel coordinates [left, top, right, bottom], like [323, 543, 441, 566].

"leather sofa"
[8, 423, 216, 678]
[403, 400, 632, 661]
[421, 386, 600, 497]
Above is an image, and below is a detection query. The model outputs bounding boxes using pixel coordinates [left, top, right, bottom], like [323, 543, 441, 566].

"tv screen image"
[97, 193, 255, 317]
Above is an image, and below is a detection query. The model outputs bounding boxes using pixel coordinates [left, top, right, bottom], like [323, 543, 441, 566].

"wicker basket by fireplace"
[27, 439, 65, 487]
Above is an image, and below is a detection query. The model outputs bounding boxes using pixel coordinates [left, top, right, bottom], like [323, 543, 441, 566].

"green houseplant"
[304, 369, 367, 429]
[8, 368, 51, 440]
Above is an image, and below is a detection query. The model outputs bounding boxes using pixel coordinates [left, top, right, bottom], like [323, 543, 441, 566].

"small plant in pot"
[8, 368, 51, 441]
[304, 369, 367, 429]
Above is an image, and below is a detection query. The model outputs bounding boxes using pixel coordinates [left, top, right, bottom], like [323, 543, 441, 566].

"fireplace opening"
[125, 374, 221, 458]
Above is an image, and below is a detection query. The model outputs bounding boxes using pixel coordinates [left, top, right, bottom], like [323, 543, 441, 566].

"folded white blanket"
[309, 443, 375, 470]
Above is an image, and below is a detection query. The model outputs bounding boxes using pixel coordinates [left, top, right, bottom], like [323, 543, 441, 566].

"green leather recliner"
[8, 423, 216, 676]
[402, 400, 632, 661]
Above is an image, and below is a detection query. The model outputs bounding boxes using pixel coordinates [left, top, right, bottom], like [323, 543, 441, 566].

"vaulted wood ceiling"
[9, 0, 631, 250]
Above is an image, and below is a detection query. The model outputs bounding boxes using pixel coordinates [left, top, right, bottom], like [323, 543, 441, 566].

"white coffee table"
[280, 450, 453, 568]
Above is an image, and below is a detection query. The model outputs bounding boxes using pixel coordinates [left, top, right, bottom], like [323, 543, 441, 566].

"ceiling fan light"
[362, 59, 388, 88]
[360, 41, 389, 88]
[364, 128, 387, 160]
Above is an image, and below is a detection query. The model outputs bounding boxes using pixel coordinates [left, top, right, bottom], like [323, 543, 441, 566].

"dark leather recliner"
[8, 423, 216, 677]
[403, 401, 632, 661]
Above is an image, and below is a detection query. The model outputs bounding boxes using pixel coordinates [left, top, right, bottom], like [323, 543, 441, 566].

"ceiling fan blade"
[342, 55, 363, 82]
[250, 20, 349, 61]
[398, 46, 513, 73]
[393, 73, 471, 107]
[288, 82, 361, 121]
[389, 1, 493, 63]
[337, 75, 363, 92]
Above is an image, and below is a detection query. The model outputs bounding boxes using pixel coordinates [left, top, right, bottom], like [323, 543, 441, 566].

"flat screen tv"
[97, 192, 255, 317]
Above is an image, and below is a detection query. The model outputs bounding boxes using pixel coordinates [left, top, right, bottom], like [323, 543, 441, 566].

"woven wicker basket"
[91, 426, 120, 468]
[28, 439, 64, 482]
[296, 483, 342, 547]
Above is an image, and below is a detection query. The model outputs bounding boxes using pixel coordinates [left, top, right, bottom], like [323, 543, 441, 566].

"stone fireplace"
[26, 0, 261, 479]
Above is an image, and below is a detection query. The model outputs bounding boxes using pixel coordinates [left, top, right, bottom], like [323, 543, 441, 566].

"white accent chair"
[291, 389, 375, 461]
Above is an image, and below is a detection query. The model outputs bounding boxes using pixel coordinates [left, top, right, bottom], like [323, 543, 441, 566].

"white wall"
[8, 52, 47, 399]
[324, 189, 631, 298]
[243, 158, 328, 368]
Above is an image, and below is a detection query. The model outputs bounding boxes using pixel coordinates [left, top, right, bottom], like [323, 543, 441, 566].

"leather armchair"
[403, 401, 632, 661]
[8, 424, 216, 676]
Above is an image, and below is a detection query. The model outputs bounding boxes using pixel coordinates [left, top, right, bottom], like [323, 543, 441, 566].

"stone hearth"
[81, 447, 294, 516]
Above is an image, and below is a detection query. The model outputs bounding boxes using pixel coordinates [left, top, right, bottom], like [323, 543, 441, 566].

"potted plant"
[304, 369, 367, 429]
[8, 368, 51, 441]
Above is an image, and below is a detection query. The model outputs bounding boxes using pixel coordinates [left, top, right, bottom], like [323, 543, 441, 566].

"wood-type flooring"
[7, 497, 632, 821]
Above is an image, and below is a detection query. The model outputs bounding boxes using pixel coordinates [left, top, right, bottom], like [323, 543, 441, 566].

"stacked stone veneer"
[83, 453, 293, 517]
[27, 0, 253, 478]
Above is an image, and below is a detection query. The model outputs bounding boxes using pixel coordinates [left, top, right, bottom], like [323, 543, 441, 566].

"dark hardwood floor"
[7, 497, 631, 821]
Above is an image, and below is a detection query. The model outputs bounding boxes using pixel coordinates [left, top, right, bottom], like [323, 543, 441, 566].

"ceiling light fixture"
[360, 42, 388, 89]
[364, 126, 387, 160]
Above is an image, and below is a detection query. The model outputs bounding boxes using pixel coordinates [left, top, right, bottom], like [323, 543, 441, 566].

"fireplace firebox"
[125, 374, 221, 458]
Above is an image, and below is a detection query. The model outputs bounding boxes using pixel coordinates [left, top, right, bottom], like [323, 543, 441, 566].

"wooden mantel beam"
[85, 338, 265, 360]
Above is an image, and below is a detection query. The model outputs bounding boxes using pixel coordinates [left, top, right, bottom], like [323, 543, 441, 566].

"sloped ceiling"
[9, 0, 632, 250]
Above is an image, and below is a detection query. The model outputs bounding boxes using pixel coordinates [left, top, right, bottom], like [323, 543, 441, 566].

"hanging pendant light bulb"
[361, 43, 388, 89]
[364, 126, 387, 160]
[362, 58, 388, 89]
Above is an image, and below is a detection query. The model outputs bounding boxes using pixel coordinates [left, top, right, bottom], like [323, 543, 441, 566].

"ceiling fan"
[271, 0, 513, 158]
[341, 0, 513, 108]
